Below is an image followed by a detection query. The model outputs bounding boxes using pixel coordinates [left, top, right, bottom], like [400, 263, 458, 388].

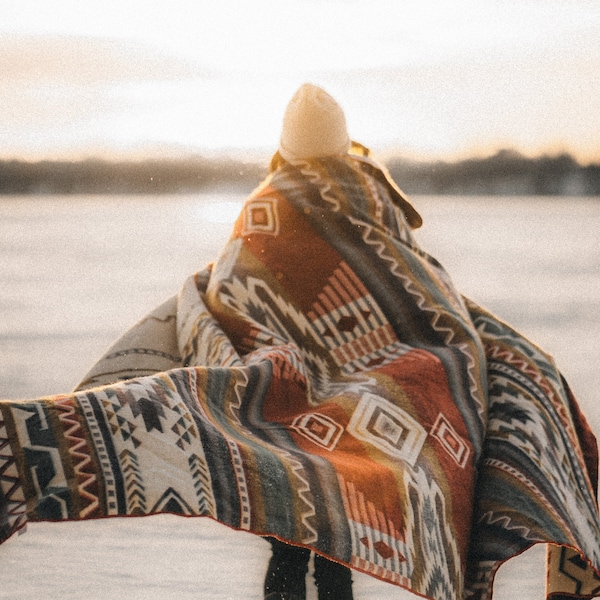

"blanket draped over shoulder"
[1, 156, 599, 600]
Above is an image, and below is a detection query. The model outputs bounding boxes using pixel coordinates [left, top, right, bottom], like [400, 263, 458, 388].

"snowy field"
[1, 193, 598, 599]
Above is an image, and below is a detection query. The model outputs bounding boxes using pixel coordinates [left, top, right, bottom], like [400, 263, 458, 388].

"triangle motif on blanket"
[150, 486, 196, 516]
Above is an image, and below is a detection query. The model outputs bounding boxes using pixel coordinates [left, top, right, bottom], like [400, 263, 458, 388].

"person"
[256, 83, 418, 600]
[260, 83, 362, 600]
[264, 536, 354, 600]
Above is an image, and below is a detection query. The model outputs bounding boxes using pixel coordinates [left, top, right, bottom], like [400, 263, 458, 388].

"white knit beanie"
[279, 83, 351, 161]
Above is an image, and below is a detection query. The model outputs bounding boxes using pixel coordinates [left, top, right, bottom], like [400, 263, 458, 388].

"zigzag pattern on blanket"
[1, 155, 599, 600]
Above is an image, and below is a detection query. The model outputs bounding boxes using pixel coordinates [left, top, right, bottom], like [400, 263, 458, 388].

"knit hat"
[276, 83, 423, 229]
[279, 83, 351, 161]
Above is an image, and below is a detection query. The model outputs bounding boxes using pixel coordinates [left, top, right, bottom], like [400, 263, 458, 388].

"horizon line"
[2, 146, 599, 167]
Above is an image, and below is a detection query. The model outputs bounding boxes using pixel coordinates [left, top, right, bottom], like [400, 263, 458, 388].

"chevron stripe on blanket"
[1, 155, 599, 600]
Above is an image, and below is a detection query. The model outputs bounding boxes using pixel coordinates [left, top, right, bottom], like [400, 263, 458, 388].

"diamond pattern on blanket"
[291, 412, 344, 451]
[430, 413, 470, 469]
[242, 198, 280, 236]
[348, 394, 426, 466]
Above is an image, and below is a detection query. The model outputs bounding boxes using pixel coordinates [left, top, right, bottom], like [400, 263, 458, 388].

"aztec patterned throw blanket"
[1, 155, 600, 600]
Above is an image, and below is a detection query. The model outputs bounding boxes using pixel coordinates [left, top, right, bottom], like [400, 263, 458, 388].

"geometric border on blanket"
[547, 545, 600, 597]
[0, 415, 28, 537]
[430, 412, 470, 469]
[291, 412, 344, 451]
[348, 394, 426, 466]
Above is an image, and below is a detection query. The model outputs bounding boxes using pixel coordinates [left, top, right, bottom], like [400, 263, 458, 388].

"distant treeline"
[1, 150, 599, 196]
[386, 150, 600, 196]
[0, 157, 267, 195]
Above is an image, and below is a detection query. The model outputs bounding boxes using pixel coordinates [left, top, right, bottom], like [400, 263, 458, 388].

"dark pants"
[264, 537, 354, 600]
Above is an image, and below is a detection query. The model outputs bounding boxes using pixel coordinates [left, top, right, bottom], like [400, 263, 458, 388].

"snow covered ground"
[2, 193, 598, 599]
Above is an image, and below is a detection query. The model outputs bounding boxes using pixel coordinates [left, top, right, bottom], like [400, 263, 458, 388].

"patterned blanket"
[1, 155, 599, 599]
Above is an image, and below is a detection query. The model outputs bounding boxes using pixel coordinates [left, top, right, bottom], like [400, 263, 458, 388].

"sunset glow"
[1, 0, 599, 162]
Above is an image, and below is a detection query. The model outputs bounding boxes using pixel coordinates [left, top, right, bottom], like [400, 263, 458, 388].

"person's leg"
[313, 554, 354, 600]
[264, 537, 311, 600]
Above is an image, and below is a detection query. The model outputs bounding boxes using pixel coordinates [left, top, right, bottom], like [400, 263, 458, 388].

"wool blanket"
[1, 155, 599, 600]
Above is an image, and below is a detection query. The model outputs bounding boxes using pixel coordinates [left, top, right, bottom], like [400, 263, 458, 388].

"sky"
[1, 0, 599, 162]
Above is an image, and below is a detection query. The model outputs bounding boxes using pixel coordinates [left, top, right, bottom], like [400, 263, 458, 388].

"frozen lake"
[1, 193, 599, 599]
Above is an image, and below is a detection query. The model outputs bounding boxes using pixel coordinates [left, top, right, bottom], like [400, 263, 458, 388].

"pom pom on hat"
[279, 83, 351, 161]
